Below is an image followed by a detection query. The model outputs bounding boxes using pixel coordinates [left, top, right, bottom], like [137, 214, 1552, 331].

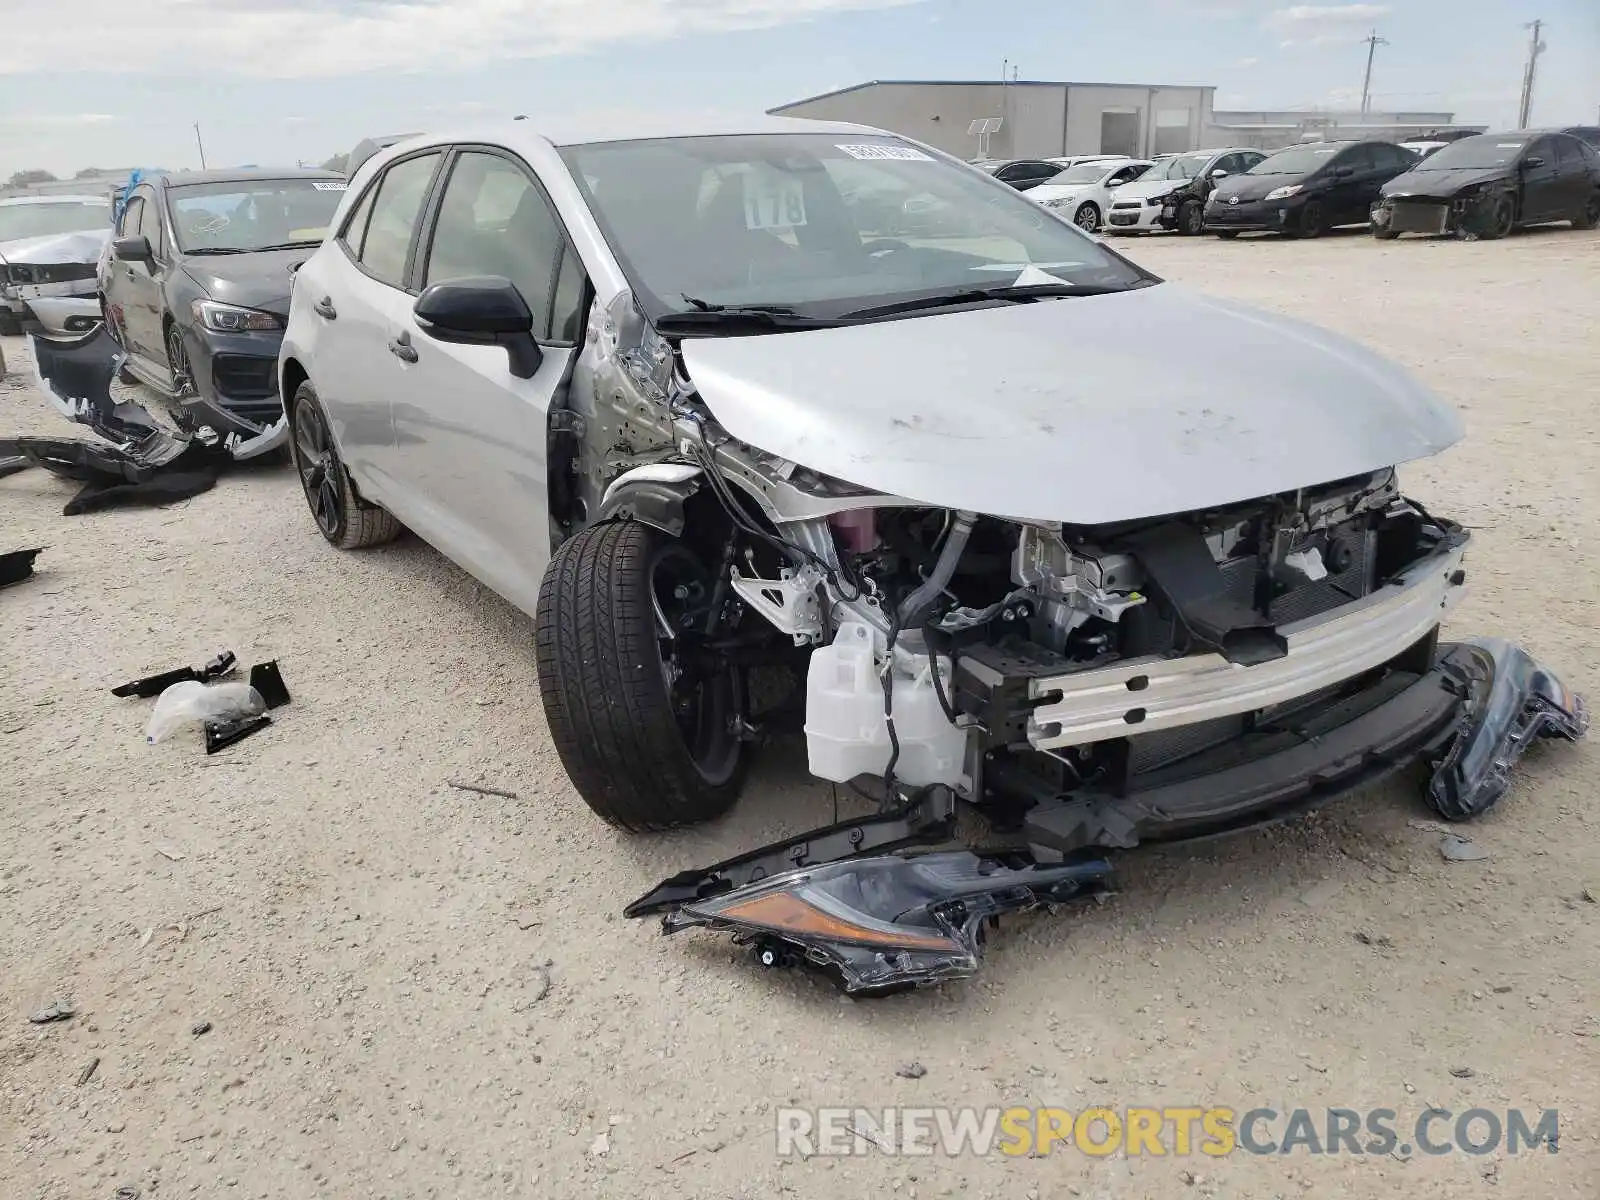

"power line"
[1358, 29, 1389, 116]
[1517, 19, 1546, 128]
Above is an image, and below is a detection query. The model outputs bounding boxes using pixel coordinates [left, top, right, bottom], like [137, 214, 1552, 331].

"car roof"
[157, 167, 346, 188]
[0, 193, 109, 207]
[451, 114, 880, 149]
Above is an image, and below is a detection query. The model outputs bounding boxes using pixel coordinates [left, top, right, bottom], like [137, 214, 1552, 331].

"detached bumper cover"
[630, 638, 1584, 994]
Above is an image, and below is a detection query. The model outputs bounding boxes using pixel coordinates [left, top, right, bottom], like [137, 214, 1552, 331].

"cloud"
[1232, 56, 1261, 67]
[0, 112, 125, 126]
[0, 0, 921, 78]
[1267, 3, 1388, 45]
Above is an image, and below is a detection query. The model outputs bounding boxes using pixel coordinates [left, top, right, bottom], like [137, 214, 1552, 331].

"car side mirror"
[414, 275, 542, 380]
[112, 235, 153, 263]
[1522, 155, 1545, 169]
[1211, 168, 1229, 178]
[1334, 165, 1355, 179]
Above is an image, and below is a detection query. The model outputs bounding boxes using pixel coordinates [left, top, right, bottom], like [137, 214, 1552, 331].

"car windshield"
[166, 178, 347, 253]
[1049, 163, 1115, 185]
[1413, 136, 1530, 171]
[1142, 154, 1210, 181]
[0, 199, 111, 242]
[1247, 145, 1348, 175]
[560, 134, 1149, 320]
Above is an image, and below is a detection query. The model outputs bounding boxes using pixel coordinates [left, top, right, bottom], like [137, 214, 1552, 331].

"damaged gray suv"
[280, 118, 1586, 994]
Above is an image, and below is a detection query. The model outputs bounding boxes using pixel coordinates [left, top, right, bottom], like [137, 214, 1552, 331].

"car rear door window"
[358, 153, 442, 288]
[1343, 144, 1378, 172]
[422, 150, 585, 343]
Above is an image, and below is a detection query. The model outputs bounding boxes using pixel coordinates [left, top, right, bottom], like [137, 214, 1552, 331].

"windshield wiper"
[838, 282, 1134, 321]
[184, 247, 251, 255]
[656, 299, 837, 334]
[249, 241, 322, 252]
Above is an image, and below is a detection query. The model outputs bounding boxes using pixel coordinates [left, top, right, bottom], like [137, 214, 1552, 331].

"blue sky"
[2, 0, 1595, 177]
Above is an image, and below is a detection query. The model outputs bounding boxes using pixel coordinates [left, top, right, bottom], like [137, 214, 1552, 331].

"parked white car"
[1028, 159, 1152, 232]
[0, 194, 113, 334]
[274, 116, 1584, 993]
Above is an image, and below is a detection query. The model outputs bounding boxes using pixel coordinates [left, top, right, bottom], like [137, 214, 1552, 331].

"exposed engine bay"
[564, 292, 1585, 995]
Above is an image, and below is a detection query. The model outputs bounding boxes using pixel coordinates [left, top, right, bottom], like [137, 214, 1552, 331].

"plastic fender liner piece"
[204, 713, 272, 754]
[1, 547, 44, 589]
[246, 660, 291, 709]
[657, 850, 1113, 995]
[1427, 636, 1588, 820]
[111, 651, 237, 698]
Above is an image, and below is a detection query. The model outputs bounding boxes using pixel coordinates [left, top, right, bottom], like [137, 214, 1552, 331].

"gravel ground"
[2, 227, 1597, 1200]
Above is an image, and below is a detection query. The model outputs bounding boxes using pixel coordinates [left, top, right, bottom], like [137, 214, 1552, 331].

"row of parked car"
[978, 125, 1600, 241]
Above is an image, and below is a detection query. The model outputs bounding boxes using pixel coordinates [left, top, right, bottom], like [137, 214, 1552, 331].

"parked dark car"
[972, 159, 1073, 192]
[1559, 126, 1600, 150]
[100, 168, 347, 439]
[1203, 140, 1418, 238]
[1371, 131, 1600, 240]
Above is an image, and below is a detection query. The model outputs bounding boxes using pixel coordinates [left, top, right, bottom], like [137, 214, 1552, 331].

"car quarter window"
[118, 195, 144, 237]
[422, 150, 585, 343]
[357, 152, 442, 288]
[339, 182, 377, 257]
[136, 192, 165, 256]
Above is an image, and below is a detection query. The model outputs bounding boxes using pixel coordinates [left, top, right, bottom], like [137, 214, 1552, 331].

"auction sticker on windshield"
[312, 182, 347, 191]
[744, 172, 807, 230]
[836, 143, 935, 162]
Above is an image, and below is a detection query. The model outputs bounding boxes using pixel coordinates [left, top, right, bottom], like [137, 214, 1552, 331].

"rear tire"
[289, 382, 401, 549]
[1213, 230, 1241, 240]
[1574, 193, 1600, 230]
[535, 520, 747, 832]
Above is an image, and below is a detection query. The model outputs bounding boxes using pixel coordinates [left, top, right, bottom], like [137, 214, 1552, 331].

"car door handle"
[313, 296, 337, 320]
[388, 331, 418, 363]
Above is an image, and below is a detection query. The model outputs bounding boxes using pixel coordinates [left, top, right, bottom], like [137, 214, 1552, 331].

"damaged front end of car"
[0, 229, 108, 334]
[569, 289, 1586, 994]
[1372, 180, 1516, 239]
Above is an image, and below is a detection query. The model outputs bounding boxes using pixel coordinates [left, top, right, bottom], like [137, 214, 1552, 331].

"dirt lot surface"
[3, 227, 1597, 1200]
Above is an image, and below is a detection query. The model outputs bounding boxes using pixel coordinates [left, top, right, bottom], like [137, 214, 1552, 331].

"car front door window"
[359, 153, 443, 288]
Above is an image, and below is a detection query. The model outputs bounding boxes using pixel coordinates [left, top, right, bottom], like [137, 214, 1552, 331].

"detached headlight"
[190, 299, 283, 333]
[1263, 184, 1304, 202]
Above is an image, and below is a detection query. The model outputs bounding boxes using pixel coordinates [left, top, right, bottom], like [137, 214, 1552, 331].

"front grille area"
[1388, 201, 1450, 235]
[212, 354, 276, 400]
[1218, 526, 1375, 625]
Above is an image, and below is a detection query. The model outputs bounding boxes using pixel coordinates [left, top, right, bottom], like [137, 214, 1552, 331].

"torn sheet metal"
[648, 850, 1111, 995]
[1427, 637, 1589, 819]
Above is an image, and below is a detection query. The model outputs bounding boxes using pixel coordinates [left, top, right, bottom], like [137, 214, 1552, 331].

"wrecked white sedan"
[279, 118, 1585, 993]
[0, 194, 112, 335]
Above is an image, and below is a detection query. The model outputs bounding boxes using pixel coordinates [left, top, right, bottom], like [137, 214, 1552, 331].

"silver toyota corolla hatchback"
[279, 117, 1583, 991]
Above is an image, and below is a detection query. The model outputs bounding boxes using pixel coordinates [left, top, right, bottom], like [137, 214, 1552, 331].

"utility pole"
[1518, 19, 1546, 128]
[194, 122, 208, 170]
[1358, 29, 1388, 116]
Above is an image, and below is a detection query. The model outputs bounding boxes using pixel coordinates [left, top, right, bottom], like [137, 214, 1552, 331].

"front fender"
[597, 464, 703, 537]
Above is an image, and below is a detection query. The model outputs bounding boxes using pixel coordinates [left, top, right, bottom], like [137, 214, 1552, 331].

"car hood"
[1107, 179, 1182, 203]
[0, 228, 109, 266]
[1030, 183, 1095, 202]
[1382, 166, 1509, 199]
[181, 247, 313, 316]
[679, 283, 1464, 524]
[1213, 175, 1305, 202]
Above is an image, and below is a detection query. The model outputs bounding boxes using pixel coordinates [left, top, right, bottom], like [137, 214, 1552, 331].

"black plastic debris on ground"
[1, 547, 43, 589]
[247, 660, 291, 709]
[111, 650, 237, 698]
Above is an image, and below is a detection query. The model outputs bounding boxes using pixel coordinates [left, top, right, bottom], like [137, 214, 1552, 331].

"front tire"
[1478, 198, 1516, 240]
[536, 520, 747, 832]
[1293, 199, 1327, 239]
[1073, 202, 1101, 233]
[1177, 201, 1204, 236]
[289, 382, 401, 549]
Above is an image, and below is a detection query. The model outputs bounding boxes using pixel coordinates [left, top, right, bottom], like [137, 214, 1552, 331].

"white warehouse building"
[769, 79, 1218, 161]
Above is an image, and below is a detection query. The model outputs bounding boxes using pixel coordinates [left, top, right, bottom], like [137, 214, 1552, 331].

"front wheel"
[1177, 201, 1204, 236]
[535, 520, 748, 831]
[1478, 198, 1516, 240]
[1294, 199, 1327, 239]
[1073, 203, 1101, 233]
[1574, 193, 1600, 230]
